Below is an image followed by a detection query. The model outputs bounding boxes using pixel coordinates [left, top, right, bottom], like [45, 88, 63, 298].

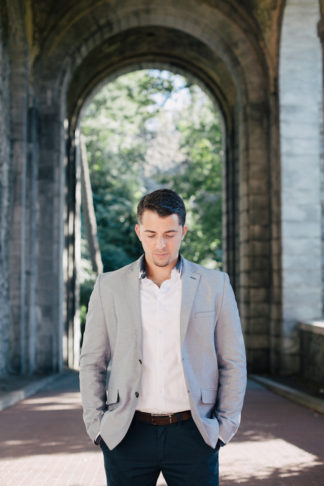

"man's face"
[135, 210, 187, 269]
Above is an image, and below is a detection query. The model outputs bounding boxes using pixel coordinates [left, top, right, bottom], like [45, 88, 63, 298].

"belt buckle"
[150, 413, 173, 425]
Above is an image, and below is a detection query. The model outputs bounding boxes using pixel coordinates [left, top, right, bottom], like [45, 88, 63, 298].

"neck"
[145, 257, 178, 287]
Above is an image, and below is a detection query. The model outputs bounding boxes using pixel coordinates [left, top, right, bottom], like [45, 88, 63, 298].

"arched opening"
[76, 67, 225, 349]
[59, 18, 272, 372]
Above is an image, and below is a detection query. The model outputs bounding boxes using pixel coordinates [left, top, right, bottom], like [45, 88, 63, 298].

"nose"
[156, 236, 166, 249]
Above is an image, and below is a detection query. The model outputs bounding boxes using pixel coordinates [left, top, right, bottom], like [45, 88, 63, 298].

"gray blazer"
[79, 256, 246, 450]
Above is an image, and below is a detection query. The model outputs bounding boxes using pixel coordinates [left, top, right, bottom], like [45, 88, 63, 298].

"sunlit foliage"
[79, 69, 223, 330]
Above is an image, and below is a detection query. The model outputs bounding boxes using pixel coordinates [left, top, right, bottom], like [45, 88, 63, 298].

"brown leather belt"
[135, 410, 191, 426]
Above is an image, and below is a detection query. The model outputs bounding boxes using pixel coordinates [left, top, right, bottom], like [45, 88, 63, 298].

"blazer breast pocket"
[192, 311, 215, 323]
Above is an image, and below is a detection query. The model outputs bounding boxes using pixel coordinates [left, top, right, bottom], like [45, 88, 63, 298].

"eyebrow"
[144, 229, 178, 234]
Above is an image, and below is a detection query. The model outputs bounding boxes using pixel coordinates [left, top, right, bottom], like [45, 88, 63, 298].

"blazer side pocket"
[201, 388, 217, 404]
[106, 388, 119, 410]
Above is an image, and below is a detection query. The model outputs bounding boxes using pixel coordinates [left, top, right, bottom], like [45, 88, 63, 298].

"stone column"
[25, 105, 39, 374]
[222, 120, 239, 290]
[279, 0, 323, 373]
[238, 101, 272, 373]
[7, 0, 29, 374]
[34, 102, 65, 373]
[318, 14, 324, 312]
[63, 129, 82, 370]
[0, 3, 11, 376]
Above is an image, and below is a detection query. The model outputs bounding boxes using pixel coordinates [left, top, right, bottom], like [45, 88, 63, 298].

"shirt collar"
[138, 254, 183, 280]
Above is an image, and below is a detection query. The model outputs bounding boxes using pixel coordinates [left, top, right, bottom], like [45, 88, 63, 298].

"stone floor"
[0, 371, 323, 486]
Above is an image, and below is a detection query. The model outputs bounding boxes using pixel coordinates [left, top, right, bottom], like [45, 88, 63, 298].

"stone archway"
[3, 0, 286, 376]
[46, 3, 274, 372]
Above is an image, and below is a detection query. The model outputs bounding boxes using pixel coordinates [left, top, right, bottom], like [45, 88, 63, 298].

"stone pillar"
[2, 0, 41, 376]
[7, 0, 29, 374]
[63, 129, 81, 370]
[318, 15, 324, 312]
[268, 92, 282, 374]
[238, 102, 271, 373]
[0, 2, 11, 376]
[24, 105, 39, 373]
[279, 0, 323, 373]
[222, 120, 239, 290]
[34, 103, 65, 373]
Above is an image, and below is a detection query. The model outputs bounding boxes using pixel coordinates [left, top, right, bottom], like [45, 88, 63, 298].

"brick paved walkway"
[0, 372, 323, 486]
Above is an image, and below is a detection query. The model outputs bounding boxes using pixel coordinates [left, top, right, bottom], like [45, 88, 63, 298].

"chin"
[153, 262, 170, 268]
[152, 255, 170, 265]
[152, 258, 169, 266]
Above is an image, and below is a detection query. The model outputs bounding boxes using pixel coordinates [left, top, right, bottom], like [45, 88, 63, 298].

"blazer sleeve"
[214, 272, 247, 443]
[79, 274, 111, 442]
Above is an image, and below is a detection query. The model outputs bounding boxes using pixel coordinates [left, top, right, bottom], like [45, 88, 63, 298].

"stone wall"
[0, 2, 10, 375]
[279, 0, 323, 373]
[299, 321, 324, 384]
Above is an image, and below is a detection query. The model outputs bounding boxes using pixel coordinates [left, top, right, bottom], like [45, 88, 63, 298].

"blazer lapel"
[122, 258, 143, 353]
[180, 259, 201, 346]
[121, 256, 200, 351]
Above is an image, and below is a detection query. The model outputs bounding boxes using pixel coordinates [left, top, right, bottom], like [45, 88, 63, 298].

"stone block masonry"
[0, 4, 11, 376]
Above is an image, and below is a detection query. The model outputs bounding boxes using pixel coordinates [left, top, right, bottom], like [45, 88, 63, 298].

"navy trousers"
[100, 416, 219, 486]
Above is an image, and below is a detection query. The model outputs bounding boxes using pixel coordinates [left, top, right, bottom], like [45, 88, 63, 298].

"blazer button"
[139, 359, 142, 364]
[135, 392, 139, 398]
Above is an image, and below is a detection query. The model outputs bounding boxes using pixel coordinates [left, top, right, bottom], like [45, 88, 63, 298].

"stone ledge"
[250, 375, 324, 415]
[0, 373, 62, 411]
[298, 319, 324, 336]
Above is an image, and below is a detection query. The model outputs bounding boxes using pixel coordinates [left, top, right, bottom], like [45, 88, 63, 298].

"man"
[80, 189, 246, 486]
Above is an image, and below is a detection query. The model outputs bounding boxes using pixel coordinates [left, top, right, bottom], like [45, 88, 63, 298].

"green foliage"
[81, 72, 157, 271]
[79, 69, 223, 324]
[155, 85, 223, 267]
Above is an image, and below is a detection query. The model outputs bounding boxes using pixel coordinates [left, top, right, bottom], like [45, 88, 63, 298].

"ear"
[181, 225, 188, 240]
[135, 224, 141, 241]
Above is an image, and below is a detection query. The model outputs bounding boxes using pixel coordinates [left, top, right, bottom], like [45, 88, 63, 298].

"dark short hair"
[137, 189, 186, 226]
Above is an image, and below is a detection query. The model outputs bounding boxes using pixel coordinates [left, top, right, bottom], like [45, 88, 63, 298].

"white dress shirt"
[136, 264, 191, 414]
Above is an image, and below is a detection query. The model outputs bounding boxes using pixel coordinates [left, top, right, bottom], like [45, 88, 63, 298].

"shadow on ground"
[0, 374, 323, 486]
[0, 372, 94, 458]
